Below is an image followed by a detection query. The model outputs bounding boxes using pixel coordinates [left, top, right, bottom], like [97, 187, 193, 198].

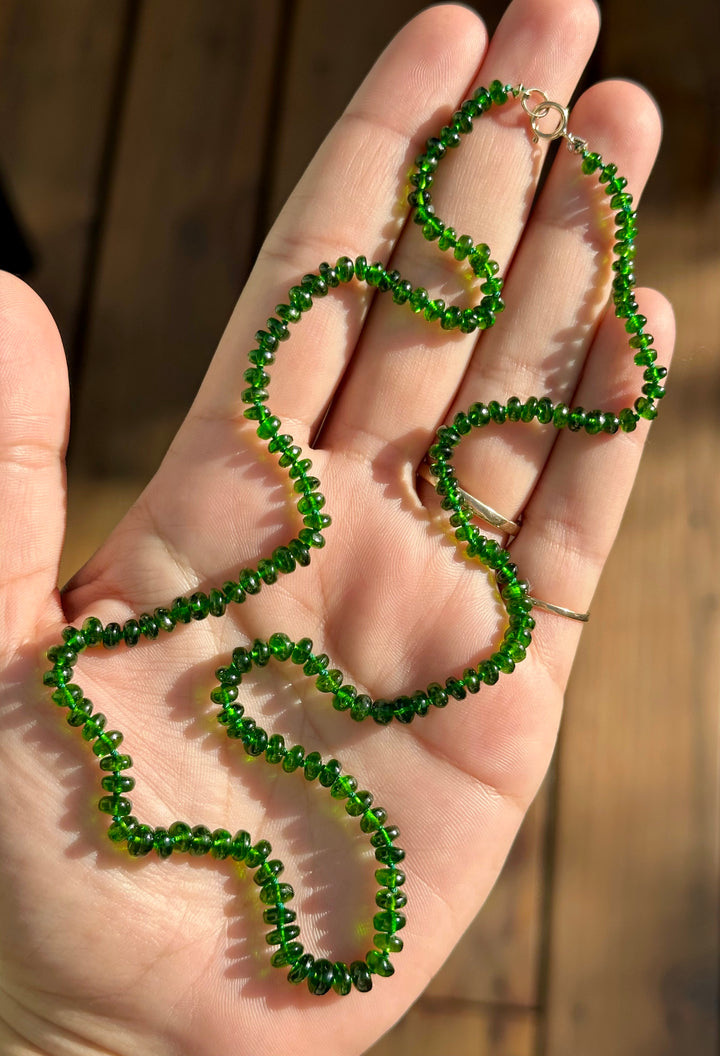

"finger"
[438, 79, 663, 530]
[321, 0, 601, 460]
[509, 286, 675, 682]
[61, 4, 490, 607]
[188, 3, 489, 444]
[0, 273, 68, 647]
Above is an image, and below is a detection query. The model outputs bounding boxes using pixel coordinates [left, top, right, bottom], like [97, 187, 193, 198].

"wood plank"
[0, 0, 126, 356]
[71, 0, 282, 479]
[544, 206, 720, 1054]
[367, 1000, 537, 1056]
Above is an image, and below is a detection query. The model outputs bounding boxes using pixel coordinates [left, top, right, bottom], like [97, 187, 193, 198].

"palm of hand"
[0, 3, 672, 1055]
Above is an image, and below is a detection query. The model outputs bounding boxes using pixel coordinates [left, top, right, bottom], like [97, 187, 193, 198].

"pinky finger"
[507, 286, 676, 683]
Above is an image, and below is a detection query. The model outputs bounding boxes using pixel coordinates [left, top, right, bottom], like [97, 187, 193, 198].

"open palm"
[0, 1, 673, 1054]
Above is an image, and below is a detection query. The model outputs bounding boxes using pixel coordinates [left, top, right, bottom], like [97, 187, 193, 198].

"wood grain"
[71, 0, 282, 478]
[543, 207, 720, 1055]
[0, 0, 126, 357]
[366, 1000, 537, 1056]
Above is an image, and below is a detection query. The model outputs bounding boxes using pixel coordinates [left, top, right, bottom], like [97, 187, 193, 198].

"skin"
[0, 1, 674, 1054]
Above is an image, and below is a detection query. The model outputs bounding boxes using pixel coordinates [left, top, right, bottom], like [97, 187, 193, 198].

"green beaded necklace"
[43, 81, 665, 998]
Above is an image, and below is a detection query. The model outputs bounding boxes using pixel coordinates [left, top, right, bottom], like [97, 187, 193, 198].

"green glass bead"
[257, 558, 277, 585]
[301, 273, 328, 298]
[437, 226, 456, 251]
[371, 699, 393, 725]
[271, 942, 303, 967]
[127, 824, 154, 857]
[207, 828, 232, 859]
[332, 684, 357, 711]
[98, 794, 131, 816]
[488, 400, 507, 424]
[316, 668, 343, 693]
[373, 932, 404, 954]
[373, 910, 406, 934]
[301, 511, 332, 531]
[189, 825, 212, 856]
[254, 859, 284, 886]
[237, 569, 261, 596]
[584, 410, 605, 435]
[393, 696, 415, 724]
[98, 752, 132, 771]
[409, 287, 429, 313]
[81, 713, 106, 742]
[282, 744, 305, 773]
[165, 821, 191, 852]
[263, 905, 296, 926]
[376, 889, 408, 910]
[488, 78, 508, 104]
[427, 682, 448, 708]
[350, 694, 372, 721]
[81, 616, 103, 646]
[375, 844, 405, 865]
[303, 652, 328, 676]
[316, 758, 341, 787]
[170, 596, 192, 624]
[291, 636, 312, 663]
[265, 734, 286, 764]
[107, 816, 137, 843]
[188, 592, 210, 620]
[411, 691, 429, 716]
[246, 839, 272, 868]
[552, 403, 569, 429]
[51, 684, 82, 708]
[346, 791, 373, 817]
[330, 774, 358, 799]
[230, 829, 251, 861]
[61, 626, 86, 650]
[102, 622, 122, 648]
[92, 730, 124, 757]
[371, 825, 400, 848]
[376, 866, 405, 887]
[392, 279, 413, 305]
[567, 407, 587, 432]
[257, 416, 281, 440]
[153, 828, 173, 858]
[266, 924, 300, 945]
[266, 632, 292, 661]
[243, 725, 268, 757]
[360, 807, 388, 833]
[66, 701, 93, 726]
[335, 255, 354, 282]
[303, 752, 323, 781]
[635, 396, 658, 420]
[441, 305, 462, 330]
[260, 882, 294, 905]
[287, 953, 315, 984]
[424, 297, 445, 319]
[505, 396, 521, 422]
[101, 773, 135, 794]
[445, 677, 466, 701]
[211, 685, 238, 706]
[478, 660, 500, 685]
[350, 960, 373, 992]
[306, 958, 334, 995]
[331, 961, 352, 996]
[153, 607, 176, 633]
[287, 537, 311, 567]
[366, 949, 395, 977]
[232, 646, 252, 673]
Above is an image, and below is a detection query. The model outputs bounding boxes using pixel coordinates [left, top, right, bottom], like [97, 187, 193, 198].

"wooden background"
[0, 1, 718, 1053]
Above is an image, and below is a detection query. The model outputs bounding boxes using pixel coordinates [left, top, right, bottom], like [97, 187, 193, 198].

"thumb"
[0, 271, 69, 649]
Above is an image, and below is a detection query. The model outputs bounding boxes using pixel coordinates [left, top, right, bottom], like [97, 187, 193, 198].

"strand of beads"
[44, 630, 406, 995]
[44, 80, 666, 994]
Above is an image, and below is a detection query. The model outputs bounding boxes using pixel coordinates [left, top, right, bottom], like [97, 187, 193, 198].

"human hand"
[0, 1, 674, 1054]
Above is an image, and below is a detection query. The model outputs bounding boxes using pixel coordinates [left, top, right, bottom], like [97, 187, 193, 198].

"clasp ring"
[529, 99, 569, 142]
